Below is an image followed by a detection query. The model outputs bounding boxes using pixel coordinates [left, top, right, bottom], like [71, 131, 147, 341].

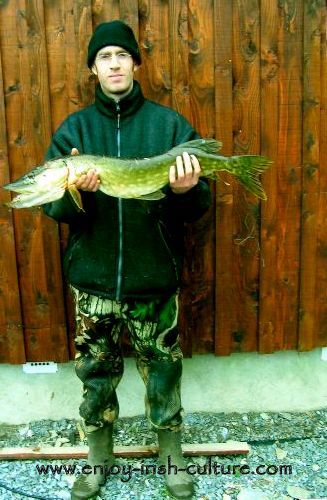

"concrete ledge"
[0, 349, 326, 424]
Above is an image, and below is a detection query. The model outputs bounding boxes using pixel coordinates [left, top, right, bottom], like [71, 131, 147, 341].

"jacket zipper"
[157, 220, 179, 283]
[116, 102, 123, 300]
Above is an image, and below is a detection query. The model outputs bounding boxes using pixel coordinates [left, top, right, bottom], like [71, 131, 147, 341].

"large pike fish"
[3, 139, 271, 210]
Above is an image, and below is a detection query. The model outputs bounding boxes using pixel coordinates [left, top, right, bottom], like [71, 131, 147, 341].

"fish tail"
[227, 155, 272, 200]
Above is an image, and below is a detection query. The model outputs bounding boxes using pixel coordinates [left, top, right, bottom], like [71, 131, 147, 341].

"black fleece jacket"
[43, 81, 211, 300]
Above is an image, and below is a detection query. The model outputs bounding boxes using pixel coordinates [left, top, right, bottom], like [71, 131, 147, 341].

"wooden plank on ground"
[0, 441, 250, 460]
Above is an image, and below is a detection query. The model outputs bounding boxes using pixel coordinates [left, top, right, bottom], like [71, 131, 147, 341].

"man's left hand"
[169, 152, 201, 194]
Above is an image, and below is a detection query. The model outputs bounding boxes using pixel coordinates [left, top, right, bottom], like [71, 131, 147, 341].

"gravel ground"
[0, 410, 326, 500]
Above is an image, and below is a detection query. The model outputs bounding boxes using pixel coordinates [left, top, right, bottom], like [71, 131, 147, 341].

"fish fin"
[136, 190, 166, 201]
[168, 138, 223, 156]
[203, 172, 219, 181]
[189, 138, 223, 153]
[228, 155, 272, 200]
[68, 186, 85, 211]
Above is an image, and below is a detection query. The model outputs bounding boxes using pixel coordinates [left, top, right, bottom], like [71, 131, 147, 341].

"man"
[44, 20, 211, 500]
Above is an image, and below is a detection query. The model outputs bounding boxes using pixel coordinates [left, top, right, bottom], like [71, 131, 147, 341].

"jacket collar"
[95, 80, 145, 118]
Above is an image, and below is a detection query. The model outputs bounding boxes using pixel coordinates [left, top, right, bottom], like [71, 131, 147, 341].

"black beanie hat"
[87, 20, 141, 68]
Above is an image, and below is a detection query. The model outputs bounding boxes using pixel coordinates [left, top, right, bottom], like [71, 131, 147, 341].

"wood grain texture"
[138, 0, 172, 107]
[0, 0, 69, 362]
[91, 0, 120, 26]
[185, 0, 216, 353]
[258, 0, 280, 353]
[214, 0, 236, 355]
[298, 0, 326, 351]
[274, 0, 303, 350]
[0, 48, 25, 363]
[316, 3, 327, 347]
[0, 0, 327, 363]
[0, 441, 250, 460]
[229, 0, 261, 353]
[168, 0, 194, 356]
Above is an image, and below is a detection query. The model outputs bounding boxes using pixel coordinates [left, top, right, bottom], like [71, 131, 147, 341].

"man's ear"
[91, 64, 98, 76]
[133, 64, 139, 73]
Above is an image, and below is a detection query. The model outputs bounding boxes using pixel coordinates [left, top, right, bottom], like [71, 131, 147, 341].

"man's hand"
[70, 148, 100, 192]
[169, 152, 201, 194]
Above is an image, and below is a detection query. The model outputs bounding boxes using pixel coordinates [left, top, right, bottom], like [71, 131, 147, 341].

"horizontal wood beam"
[0, 441, 250, 460]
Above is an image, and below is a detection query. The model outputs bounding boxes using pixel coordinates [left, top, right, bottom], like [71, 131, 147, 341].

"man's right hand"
[70, 148, 100, 192]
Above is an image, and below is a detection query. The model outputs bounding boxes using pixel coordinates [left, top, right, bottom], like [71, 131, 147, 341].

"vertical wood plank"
[119, 0, 140, 107]
[44, 0, 75, 360]
[72, 0, 94, 108]
[214, 0, 235, 355]
[0, 0, 69, 362]
[45, 0, 93, 124]
[273, 0, 303, 350]
[258, 0, 280, 352]
[44, 0, 69, 131]
[44, 0, 93, 359]
[316, 194, 327, 346]
[169, 0, 191, 121]
[119, 0, 139, 32]
[229, 0, 261, 353]
[1, 0, 326, 364]
[315, 3, 327, 348]
[188, 0, 215, 137]
[299, 0, 324, 350]
[0, 44, 25, 364]
[92, 0, 120, 26]
[168, 0, 193, 356]
[184, 0, 215, 353]
[138, 0, 172, 107]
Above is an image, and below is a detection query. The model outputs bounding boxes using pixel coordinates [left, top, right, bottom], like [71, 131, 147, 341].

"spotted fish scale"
[2, 139, 272, 209]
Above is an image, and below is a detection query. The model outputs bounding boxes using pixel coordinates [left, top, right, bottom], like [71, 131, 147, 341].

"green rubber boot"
[158, 429, 194, 499]
[71, 424, 114, 500]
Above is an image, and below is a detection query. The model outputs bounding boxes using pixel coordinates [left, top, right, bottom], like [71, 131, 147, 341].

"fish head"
[4, 158, 68, 194]
[36, 158, 69, 188]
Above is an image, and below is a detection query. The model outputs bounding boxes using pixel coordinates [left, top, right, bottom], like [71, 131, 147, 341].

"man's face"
[91, 45, 138, 100]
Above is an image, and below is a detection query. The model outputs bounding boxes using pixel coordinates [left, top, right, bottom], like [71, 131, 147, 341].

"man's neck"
[100, 82, 134, 102]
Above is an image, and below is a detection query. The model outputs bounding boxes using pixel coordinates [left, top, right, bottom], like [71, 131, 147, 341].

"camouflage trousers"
[71, 286, 184, 432]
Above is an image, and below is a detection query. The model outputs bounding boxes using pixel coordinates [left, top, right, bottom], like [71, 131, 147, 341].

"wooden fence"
[0, 0, 326, 363]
